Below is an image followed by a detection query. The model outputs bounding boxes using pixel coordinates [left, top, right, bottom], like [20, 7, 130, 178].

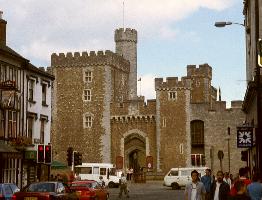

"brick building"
[51, 28, 246, 176]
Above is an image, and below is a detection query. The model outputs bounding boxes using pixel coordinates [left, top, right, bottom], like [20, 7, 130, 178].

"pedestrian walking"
[230, 168, 252, 196]
[229, 180, 251, 200]
[247, 173, 262, 200]
[184, 170, 206, 200]
[75, 172, 81, 181]
[224, 172, 232, 189]
[201, 168, 212, 200]
[210, 170, 230, 200]
[98, 175, 105, 187]
[119, 173, 129, 198]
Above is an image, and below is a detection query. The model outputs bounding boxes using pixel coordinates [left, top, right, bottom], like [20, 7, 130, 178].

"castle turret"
[115, 28, 137, 100]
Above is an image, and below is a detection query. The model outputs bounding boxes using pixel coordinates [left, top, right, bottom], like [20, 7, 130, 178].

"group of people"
[185, 167, 262, 200]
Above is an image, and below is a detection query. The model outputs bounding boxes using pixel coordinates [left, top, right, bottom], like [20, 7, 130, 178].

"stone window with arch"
[83, 113, 93, 128]
[190, 120, 204, 146]
[83, 89, 91, 101]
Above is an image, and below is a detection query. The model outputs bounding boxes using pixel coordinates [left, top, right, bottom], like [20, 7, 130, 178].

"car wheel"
[171, 182, 180, 190]
[108, 182, 115, 188]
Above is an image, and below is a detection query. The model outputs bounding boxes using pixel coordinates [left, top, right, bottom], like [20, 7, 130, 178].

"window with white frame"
[84, 115, 92, 128]
[8, 111, 16, 137]
[42, 84, 47, 105]
[191, 154, 205, 167]
[168, 91, 177, 101]
[40, 120, 45, 144]
[27, 117, 34, 139]
[28, 79, 35, 101]
[83, 89, 91, 101]
[84, 71, 92, 82]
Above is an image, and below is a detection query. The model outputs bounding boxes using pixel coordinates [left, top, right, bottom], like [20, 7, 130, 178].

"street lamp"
[214, 21, 245, 27]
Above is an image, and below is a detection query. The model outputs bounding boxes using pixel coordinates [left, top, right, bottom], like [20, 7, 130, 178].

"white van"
[163, 167, 208, 190]
[75, 163, 122, 188]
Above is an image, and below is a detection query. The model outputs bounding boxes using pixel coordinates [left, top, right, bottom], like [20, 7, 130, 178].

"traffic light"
[67, 147, 73, 166]
[37, 144, 45, 163]
[45, 145, 52, 164]
[78, 153, 82, 165]
[241, 151, 248, 162]
[74, 152, 82, 166]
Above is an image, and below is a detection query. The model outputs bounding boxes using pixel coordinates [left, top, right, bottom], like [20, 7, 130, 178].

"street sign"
[237, 127, 253, 148]
[217, 150, 224, 160]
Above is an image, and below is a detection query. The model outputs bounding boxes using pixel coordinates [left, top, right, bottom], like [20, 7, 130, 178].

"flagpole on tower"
[122, 1, 125, 29]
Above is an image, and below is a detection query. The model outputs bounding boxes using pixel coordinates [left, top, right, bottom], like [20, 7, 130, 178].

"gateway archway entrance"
[124, 133, 146, 172]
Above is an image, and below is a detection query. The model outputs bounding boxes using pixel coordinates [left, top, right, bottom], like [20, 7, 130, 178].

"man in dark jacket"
[211, 171, 230, 200]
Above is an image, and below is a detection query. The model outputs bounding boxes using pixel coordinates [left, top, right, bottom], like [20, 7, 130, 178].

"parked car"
[0, 183, 20, 200]
[163, 167, 208, 190]
[11, 181, 77, 200]
[70, 180, 109, 200]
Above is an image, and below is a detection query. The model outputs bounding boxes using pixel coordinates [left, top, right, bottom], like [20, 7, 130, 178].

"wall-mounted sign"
[237, 126, 253, 148]
[0, 80, 16, 90]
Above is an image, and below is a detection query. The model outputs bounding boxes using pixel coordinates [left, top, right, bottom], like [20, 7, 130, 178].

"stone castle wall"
[50, 27, 246, 177]
[190, 102, 246, 175]
[51, 50, 130, 164]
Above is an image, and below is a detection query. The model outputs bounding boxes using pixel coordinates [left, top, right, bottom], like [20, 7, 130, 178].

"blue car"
[0, 183, 20, 200]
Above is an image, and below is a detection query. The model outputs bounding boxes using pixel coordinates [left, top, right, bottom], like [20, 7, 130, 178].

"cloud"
[0, 0, 236, 66]
[138, 74, 156, 100]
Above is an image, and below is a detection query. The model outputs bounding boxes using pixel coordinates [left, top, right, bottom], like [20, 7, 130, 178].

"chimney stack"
[0, 11, 7, 45]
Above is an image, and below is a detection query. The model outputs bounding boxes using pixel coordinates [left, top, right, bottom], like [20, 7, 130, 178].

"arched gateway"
[120, 129, 149, 172]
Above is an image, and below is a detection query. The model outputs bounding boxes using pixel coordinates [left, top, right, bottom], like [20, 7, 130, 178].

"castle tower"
[115, 28, 137, 100]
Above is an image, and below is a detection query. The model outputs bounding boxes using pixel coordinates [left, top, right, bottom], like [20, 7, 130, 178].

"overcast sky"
[1, 0, 245, 106]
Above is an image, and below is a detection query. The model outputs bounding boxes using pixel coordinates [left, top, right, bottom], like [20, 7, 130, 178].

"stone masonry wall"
[156, 87, 190, 173]
[190, 102, 246, 175]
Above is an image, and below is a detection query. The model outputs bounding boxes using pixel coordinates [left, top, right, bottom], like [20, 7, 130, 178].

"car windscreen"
[27, 183, 55, 192]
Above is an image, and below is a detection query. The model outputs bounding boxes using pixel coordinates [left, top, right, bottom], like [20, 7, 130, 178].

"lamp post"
[214, 21, 245, 27]
[215, 0, 261, 175]
[254, 0, 262, 174]
[227, 127, 231, 173]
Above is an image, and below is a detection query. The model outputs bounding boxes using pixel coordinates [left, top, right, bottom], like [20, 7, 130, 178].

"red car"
[11, 181, 77, 200]
[70, 180, 109, 200]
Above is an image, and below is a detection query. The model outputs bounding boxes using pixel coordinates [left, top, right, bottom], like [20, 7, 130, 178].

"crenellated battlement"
[155, 77, 191, 91]
[187, 63, 212, 78]
[111, 114, 155, 123]
[51, 50, 130, 72]
[114, 28, 137, 43]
